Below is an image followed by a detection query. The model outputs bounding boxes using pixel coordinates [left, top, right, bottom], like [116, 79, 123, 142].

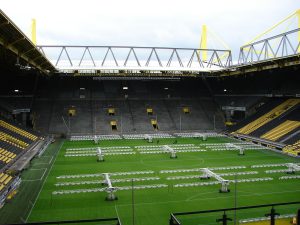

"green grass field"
[24, 137, 300, 225]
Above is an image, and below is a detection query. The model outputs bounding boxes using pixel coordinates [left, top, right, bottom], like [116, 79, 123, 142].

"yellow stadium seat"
[0, 120, 38, 141]
[0, 174, 8, 183]
[235, 99, 300, 135]
[4, 176, 12, 185]
[261, 120, 300, 141]
[283, 140, 300, 156]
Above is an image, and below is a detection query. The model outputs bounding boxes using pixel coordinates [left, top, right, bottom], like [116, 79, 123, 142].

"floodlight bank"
[65, 152, 135, 157]
[160, 166, 246, 174]
[174, 177, 273, 188]
[229, 177, 273, 183]
[217, 171, 258, 176]
[57, 170, 155, 179]
[251, 163, 291, 168]
[265, 169, 291, 173]
[56, 177, 160, 186]
[239, 214, 296, 223]
[166, 171, 258, 180]
[53, 184, 168, 195]
[66, 149, 133, 153]
[135, 144, 194, 149]
[139, 149, 206, 154]
[66, 146, 131, 151]
[279, 175, 300, 180]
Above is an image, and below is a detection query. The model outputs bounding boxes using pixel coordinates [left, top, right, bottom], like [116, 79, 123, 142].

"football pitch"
[27, 137, 300, 225]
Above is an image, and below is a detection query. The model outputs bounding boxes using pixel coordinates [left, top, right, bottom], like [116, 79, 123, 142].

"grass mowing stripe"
[23, 137, 300, 225]
[25, 140, 63, 222]
[23, 168, 47, 182]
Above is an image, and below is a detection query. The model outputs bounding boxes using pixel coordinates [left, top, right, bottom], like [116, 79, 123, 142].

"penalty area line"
[23, 168, 48, 181]
[25, 141, 63, 222]
[114, 204, 121, 223]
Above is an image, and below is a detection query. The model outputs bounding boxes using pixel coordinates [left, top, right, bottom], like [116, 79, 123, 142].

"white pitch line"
[33, 163, 47, 166]
[116, 189, 300, 207]
[39, 168, 48, 180]
[30, 168, 47, 171]
[48, 156, 54, 164]
[25, 141, 63, 222]
[185, 190, 217, 201]
[34, 156, 53, 165]
[114, 204, 121, 224]
[23, 179, 43, 182]
[23, 168, 47, 182]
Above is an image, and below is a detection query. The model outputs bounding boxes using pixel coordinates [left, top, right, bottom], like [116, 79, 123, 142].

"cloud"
[1, 0, 299, 61]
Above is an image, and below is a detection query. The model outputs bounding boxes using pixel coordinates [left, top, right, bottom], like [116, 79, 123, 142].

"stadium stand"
[0, 118, 43, 171]
[0, 117, 48, 208]
[215, 96, 263, 110]
[0, 173, 13, 192]
[0, 171, 21, 209]
[234, 99, 300, 135]
[27, 77, 225, 134]
[0, 132, 28, 149]
[260, 120, 300, 142]
[0, 120, 37, 141]
[283, 140, 300, 156]
[0, 148, 16, 164]
[0, 8, 300, 224]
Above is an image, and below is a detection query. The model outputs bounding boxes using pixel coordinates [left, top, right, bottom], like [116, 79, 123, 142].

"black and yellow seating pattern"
[0, 148, 16, 164]
[0, 173, 13, 192]
[260, 120, 300, 141]
[283, 140, 300, 156]
[0, 132, 28, 149]
[0, 120, 38, 141]
[235, 99, 300, 135]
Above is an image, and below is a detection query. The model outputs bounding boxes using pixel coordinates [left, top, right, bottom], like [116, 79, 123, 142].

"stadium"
[0, 2, 300, 225]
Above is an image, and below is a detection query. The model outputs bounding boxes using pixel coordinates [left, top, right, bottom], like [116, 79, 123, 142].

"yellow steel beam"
[208, 28, 230, 63]
[208, 29, 230, 50]
[245, 10, 297, 45]
[200, 25, 207, 61]
[297, 9, 300, 52]
[243, 10, 300, 56]
[31, 19, 36, 45]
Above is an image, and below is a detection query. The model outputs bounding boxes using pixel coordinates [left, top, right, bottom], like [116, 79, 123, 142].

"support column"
[31, 19, 36, 45]
[97, 148, 104, 162]
[22, 112, 27, 127]
[216, 212, 232, 225]
[297, 9, 300, 52]
[297, 209, 300, 225]
[170, 150, 177, 159]
[220, 180, 230, 193]
[238, 147, 245, 155]
[94, 135, 99, 144]
[265, 207, 280, 225]
[200, 25, 207, 61]
[106, 189, 117, 201]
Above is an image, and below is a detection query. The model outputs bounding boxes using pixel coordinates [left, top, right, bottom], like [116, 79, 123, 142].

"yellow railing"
[235, 99, 300, 135]
[260, 120, 300, 141]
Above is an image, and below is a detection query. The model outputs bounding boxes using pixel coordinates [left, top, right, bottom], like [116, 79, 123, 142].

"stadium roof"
[0, 9, 56, 74]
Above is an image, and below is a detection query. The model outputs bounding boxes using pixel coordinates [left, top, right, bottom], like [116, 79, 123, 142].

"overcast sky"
[1, 0, 299, 59]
